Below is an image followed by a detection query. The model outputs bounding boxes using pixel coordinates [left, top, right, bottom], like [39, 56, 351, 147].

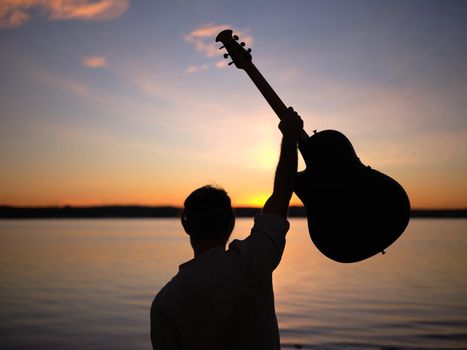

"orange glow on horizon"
[240, 193, 270, 208]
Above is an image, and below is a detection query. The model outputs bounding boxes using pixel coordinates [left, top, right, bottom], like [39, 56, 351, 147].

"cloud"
[0, 5, 31, 28]
[184, 23, 254, 72]
[130, 72, 163, 98]
[184, 23, 230, 58]
[185, 64, 208, 74]
[82, 55, 109, 69]
[45, 0, 129, 21]
[0, 0, 129, 28]
[37, 70, 91, 97]
[215, 59, 227, 69]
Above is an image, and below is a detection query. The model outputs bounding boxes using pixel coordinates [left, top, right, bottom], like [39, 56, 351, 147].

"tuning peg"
[233, 35, 239, 40]
[228, 61, 234, 66]
[219, 45, 225, 50]
[247, 48, 252, 53]
[223, 53, 229, 59]
[240, 42, 245, 47]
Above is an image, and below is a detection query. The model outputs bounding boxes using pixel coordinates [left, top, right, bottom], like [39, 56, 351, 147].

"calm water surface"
[0, 218, 466, 350]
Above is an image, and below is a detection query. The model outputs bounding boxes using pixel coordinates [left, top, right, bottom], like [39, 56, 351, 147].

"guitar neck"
[245, 62, 309, 141]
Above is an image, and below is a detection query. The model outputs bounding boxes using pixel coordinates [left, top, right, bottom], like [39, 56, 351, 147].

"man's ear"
[181, 212, 190, 235]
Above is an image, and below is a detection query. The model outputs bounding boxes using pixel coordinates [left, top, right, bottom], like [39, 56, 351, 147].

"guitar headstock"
[215, 29, 252, 70]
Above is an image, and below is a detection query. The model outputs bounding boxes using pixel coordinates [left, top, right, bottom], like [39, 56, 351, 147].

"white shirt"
[151, 213, 290, 350]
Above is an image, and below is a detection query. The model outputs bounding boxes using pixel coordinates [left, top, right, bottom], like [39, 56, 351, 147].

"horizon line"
[1, 205, 466, 219]
[1, 204, 467, 211]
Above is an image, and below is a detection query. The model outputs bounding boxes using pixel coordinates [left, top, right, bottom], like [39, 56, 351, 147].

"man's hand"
[262, 107, 302, 218]
[279, 107, 304, 139]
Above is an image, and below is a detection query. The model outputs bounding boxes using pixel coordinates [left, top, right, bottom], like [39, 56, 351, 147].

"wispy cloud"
[215, 59, 227, 69]
[185, 64, 209, 74]
[37, 70, 91, 97]
[82, 55, 109, 69]
[0, 0, 129, 28]
[184, 23, 231, 58]
[184, 23, 254, 72]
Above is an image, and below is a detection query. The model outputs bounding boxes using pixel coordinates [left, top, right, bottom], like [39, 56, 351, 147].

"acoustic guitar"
[216, 29, 411, 263]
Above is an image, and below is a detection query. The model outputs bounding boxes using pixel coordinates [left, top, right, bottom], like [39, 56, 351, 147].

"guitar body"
[216, 29, 411, 263]
[295, 130, 411, 262]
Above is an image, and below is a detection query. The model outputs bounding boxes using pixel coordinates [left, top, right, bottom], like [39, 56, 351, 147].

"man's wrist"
[281, 134, 298, 146]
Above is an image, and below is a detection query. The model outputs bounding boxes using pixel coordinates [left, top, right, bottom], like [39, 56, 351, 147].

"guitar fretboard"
[244, 62, 309, 142]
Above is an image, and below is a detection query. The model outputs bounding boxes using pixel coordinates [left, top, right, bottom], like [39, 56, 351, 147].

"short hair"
[181, 185, 235, 240]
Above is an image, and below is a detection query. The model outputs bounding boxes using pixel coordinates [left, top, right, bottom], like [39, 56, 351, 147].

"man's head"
[181, 185, 235, 251]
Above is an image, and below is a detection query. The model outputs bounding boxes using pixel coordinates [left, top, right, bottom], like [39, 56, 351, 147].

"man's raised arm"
[262, 107, 303, 218]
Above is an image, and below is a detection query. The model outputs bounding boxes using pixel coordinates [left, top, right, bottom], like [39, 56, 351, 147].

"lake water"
[0, 218, 466, 350]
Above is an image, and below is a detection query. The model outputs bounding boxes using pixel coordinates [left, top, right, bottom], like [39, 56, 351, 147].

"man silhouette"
[151, 107, 303, 350]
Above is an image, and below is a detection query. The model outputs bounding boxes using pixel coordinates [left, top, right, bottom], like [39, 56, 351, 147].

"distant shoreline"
[0, 206, 466, 219]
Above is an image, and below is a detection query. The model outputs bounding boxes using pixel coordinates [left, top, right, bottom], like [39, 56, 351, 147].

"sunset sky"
[1, 0, 466, 208]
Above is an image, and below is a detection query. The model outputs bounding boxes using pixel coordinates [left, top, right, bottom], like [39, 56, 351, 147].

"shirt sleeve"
[244, 212, 290, 271]
[151, 305, 182, 350]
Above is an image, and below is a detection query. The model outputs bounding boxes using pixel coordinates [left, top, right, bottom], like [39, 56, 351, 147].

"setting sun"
[243, 193, 271, 207]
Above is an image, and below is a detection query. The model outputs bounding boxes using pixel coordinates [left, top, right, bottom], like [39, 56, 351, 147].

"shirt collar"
[179, 245, 224, 271]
